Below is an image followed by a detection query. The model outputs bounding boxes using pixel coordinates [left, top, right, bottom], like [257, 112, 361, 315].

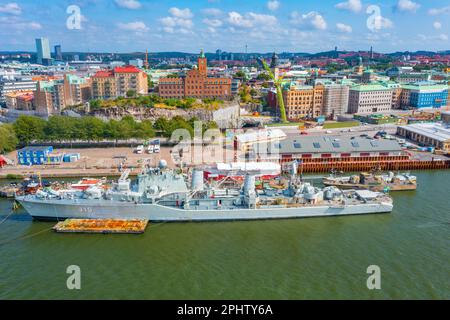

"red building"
[158, 50, 232, 100]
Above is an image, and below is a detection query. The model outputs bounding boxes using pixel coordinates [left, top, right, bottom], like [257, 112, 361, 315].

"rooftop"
[399, 123, 450, 142]
[92, 70, 114, 78]
[114, 65, 141, 73]
[262, 136, 402, 154]
[236, 129, 287, 144]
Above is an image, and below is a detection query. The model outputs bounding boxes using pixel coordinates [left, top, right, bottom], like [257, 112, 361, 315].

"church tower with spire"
[198, 49, 207, 76]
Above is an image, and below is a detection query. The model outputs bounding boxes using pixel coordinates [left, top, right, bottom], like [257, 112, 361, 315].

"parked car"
[135, 145, 144, 154]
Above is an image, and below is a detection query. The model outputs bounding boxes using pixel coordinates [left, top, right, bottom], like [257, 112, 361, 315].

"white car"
[135, 145, 144, 154]
[153, 144, 160, 153]
[326, 130, 333, 134]
[147, 145, 154, 154]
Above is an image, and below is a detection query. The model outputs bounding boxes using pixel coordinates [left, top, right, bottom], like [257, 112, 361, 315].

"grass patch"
[267, 122, 305, 127]
[5, 174, 23, 180]
[323, 121, 360, 129]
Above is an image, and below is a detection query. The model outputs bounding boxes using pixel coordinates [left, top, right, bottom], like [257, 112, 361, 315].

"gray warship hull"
[17, 196, 393, 222]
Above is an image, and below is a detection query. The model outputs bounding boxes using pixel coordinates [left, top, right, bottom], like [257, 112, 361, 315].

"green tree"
[234, 70, 246, 79]
[104, 119, 121, 143]
[89, 99, 102, 110]
[134, 120, 156, 139]
[13, 115, 46, 145]
[257, 72, 271, 81]
[81, 117, 106, 142]
[44, 116, 74, 142]
[0, 124, 18, 153]
[126, 90, 137, 98]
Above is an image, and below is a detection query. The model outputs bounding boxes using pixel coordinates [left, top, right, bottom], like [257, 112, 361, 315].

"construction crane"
[259, 58, 287, 123]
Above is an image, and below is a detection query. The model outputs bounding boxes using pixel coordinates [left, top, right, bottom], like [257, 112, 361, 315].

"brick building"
[158, 50, 232, 100]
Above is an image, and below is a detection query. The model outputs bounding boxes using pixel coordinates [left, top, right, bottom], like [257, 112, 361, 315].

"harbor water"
[0, 171, 449, 299]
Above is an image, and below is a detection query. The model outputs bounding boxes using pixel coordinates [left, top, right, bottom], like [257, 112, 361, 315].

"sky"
[0, 0, 449, 53]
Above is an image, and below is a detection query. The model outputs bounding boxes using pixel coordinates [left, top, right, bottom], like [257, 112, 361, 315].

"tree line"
[0, 115, 219, 153]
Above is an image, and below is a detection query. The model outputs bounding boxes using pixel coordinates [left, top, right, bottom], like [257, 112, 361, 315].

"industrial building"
[248, 136, 404, 163]
[397, 123, 450, 151]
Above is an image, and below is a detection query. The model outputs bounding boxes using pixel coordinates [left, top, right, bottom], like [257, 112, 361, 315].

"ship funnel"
[243, 174, 256, 194]
[291, 161, 298, 176]
[191, 170, 204, 191]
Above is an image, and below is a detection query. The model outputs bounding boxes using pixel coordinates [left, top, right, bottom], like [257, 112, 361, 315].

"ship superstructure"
[16, 161, 394, 222]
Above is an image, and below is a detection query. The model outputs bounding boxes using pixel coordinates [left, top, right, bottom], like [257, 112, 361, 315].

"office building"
[0, 76, 37, 105]
[54, 45, 62, 61]
[35, 38, 51, 65]
[348, 84, 393, 115]
[400, 82, 448, 109]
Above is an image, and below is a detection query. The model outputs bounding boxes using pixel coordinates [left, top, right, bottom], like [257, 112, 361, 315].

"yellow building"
[282, 83, 324, 120]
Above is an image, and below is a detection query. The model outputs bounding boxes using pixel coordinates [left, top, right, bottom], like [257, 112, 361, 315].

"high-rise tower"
[35, 38, 51, 65]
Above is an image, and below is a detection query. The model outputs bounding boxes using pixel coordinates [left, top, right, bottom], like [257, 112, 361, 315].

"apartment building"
[34, 74, 92, 115]
[91, 66, 148, 99]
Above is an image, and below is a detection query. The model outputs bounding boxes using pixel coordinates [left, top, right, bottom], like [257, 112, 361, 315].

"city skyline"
[0, 0, 449, 53]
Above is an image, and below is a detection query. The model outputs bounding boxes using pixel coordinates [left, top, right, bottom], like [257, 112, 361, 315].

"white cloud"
[114, 0, 141, 10]
[0, 3, 22, 15]
[290, 11, 327, 30]
[336, 23, 352, 33]
[169, 7, 193, 19]
[28, 22, 42, 30]
[267, 0, 280, 11]
[117, 21, 149, 32]
[418, 33, 448, 41]
[433, 21, 442, 30]
[160, 8, 194, 33]
[335, 0, 362, 13]
[203, 18, 223, 28]
[396, 0, 420, 13]
[0, 16, 41, 30]
[428, 6, 450, 15]
[202, 8, 222, 17]
[227, 12, 277, 29]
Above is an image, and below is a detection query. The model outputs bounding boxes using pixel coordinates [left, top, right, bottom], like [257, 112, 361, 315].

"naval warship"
[16, 161, 394, 222]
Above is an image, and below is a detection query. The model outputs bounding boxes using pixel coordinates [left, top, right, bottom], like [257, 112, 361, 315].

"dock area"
[53, 219, 148, 234]
[298, 159, 450, 173]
